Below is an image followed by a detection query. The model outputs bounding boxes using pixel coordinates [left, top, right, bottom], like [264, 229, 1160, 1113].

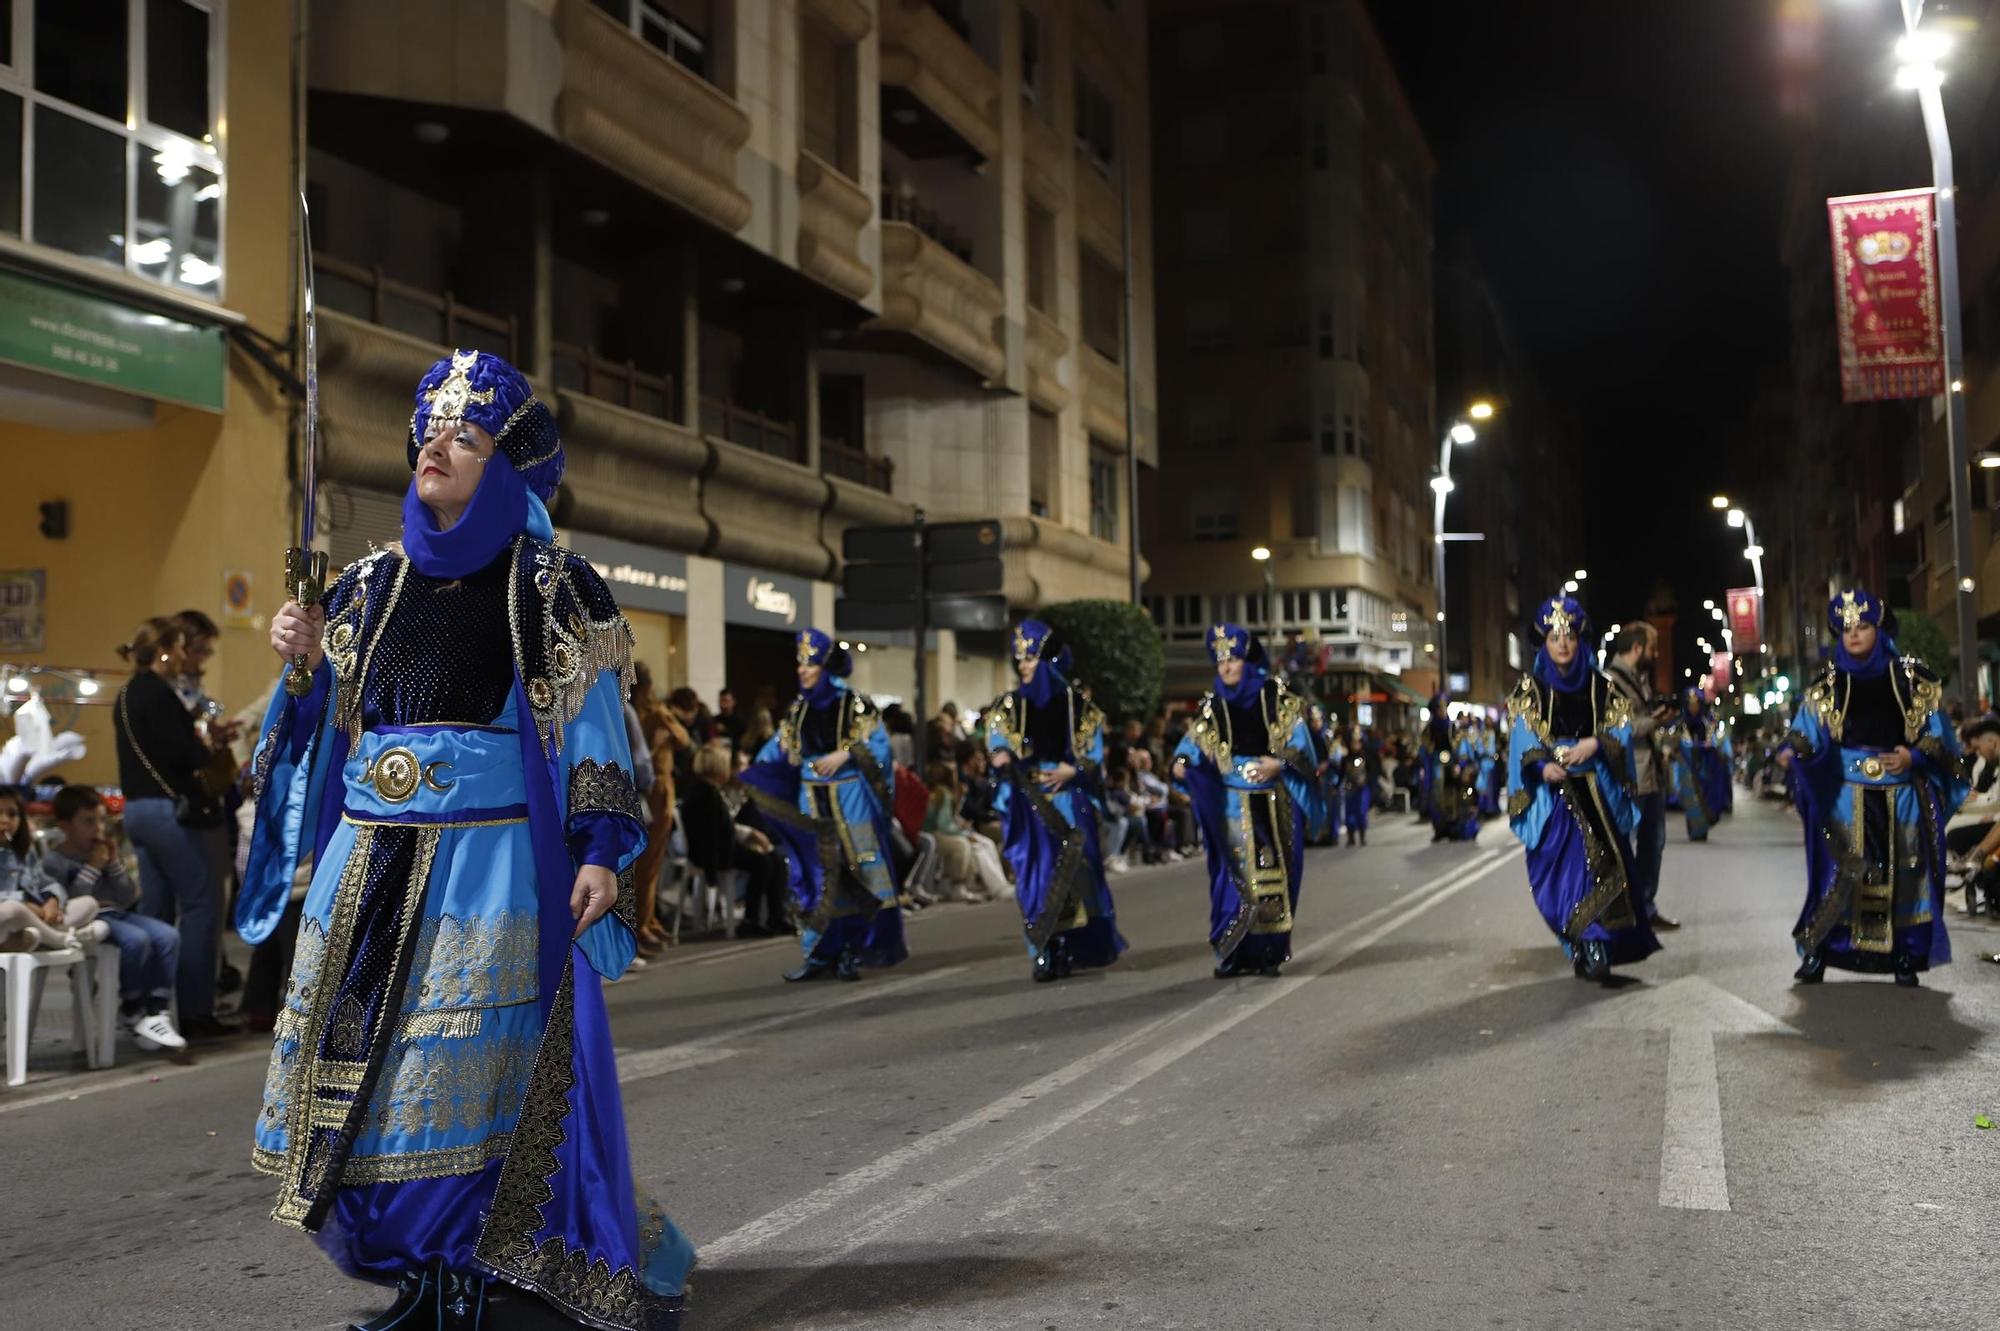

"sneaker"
[69, 920, 111, 946]
[623, 955, 649, 974]
[130, 1011, 187, 1051]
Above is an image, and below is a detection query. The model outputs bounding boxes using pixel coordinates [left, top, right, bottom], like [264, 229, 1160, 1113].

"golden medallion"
[368, 747, 422, 803]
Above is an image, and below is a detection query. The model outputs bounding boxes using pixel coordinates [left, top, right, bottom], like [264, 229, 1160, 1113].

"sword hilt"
[283, 547, 329, 698]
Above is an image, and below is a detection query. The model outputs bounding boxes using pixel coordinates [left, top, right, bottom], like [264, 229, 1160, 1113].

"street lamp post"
[1894, 6, 1980, 710]
[1251, 545, 1275, 642]
[1432, 408, 1489, 704]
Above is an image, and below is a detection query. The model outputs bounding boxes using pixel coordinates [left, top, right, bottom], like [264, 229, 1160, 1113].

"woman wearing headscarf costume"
[739, 630, 908, 982]
[1680, 687, 1732, 830]
[243, 350, 693, 1330]
[1505, 596, 1659, 983]
[1777, 590, 1967, 986]
[984, 620, 1126, 982]
[1172, 624, 1325, 978]
[1341, 725, 1373, 847]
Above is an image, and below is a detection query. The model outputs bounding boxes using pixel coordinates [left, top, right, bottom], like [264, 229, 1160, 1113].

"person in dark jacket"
[113, 616, 233, 1038]
[684, 744, 792, 936]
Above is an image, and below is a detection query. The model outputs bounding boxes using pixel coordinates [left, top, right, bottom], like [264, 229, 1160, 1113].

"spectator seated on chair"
[0, 785, 106, 953]
[923, 761, 1010, 903]
[685, 744, 793, 937]
[956, 742, 1006, 851]
[38, 786, 185, 1053]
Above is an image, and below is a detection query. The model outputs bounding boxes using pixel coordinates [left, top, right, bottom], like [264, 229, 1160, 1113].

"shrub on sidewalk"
[1039, 599, 1164, 725]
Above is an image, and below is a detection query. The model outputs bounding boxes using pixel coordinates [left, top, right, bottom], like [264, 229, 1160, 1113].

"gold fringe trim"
[399, 1007, 485, 1041]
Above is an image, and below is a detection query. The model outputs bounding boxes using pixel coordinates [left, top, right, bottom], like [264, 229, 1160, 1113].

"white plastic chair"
[0, 942, 118, 1086]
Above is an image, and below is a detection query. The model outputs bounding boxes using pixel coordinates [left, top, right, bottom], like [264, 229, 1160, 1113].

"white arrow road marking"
[1579, 975, 1798, 1211]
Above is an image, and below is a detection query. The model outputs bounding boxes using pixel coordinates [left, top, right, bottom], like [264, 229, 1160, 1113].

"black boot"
[783, 956, 834, 982]
[1579, 939, 1610, 982]
[1894, 954, 1920, 988]
[1051, 936, 1073, 979]
[351, 1269, 432, 1331]
[438, 1270, 488, 1329]
[1213, 956, 1244, 979]
[1032, 946, 1057, 983]
[835, 947, 861, 982]
[1793, 951, 1825, 984]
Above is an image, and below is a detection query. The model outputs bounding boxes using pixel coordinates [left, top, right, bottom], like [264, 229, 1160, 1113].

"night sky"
[1366, 0, 1798, 655]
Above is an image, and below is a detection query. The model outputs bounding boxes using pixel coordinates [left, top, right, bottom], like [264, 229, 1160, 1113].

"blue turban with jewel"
[407, 349, 564, 502]
[1530, 596, 1595, 692]
[1828, 588, 1896, 678]
[1207, 622, 1268, 705]
[794, 629, 852, 707]
[1012, 619, 1071, 707]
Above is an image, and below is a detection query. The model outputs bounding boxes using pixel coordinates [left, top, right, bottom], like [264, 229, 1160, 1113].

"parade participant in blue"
[1312, 705, 1345, 844]
[1302, 701, 1338, 845]
[740, 630, 908, 982]
[1505, 595, 1659, 983]
[1436, 717, 1482, 842]
[1476, 717, 1502, 819]
[1341, 725, 1373, 847]
[1776, 590, 1967, 987]
[244, 350, 693, 1331]
[1415, 694, 1450, 826]
[1172, 624, 1325, 978]
[1681, 688, 1733, 824]
[984, 620, 1125, 982]
[1665, 705, 1712, 842]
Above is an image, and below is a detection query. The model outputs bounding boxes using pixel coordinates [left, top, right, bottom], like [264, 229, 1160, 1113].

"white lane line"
[615, 964, 969, 1085]
[699, 846, 1513, 1263]
[0, 1045, 269, 1116]
[1660, 1029, 1729, 1211]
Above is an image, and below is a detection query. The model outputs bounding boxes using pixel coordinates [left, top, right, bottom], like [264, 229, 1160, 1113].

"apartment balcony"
[796, 150, 875, 303]
[1026, 307, 1070, 414]
[871, 220, 1005, 383]
[556, 0, 753, 234]
[995, 514, 1142, 608]
[821, 437, 895, 493]
[879, 0, 1000, 163]
[1080, 345, 1128, 448]
[1075, 152, 1123, 265]
[1022, 112, 1070, 213]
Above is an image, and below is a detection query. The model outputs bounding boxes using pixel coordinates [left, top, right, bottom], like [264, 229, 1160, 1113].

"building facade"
[0, 0, 295, 784]
[1142, 0, 1436, 725]
[303, 0, 1156, 722]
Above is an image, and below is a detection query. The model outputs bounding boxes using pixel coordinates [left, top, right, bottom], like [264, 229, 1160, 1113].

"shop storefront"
[722, 563, 813, 716]
[568, 531, 689, 693]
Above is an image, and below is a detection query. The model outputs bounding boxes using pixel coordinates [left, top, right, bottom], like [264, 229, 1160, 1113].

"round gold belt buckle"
[369, 746, 422, 803]
[1860, 756, 1885, 780]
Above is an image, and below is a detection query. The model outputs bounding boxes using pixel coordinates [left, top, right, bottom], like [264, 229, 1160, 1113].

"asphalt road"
[5, 791, 1997, 1331]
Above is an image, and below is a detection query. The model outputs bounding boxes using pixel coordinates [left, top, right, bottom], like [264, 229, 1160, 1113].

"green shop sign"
[0, 267, 225, 412]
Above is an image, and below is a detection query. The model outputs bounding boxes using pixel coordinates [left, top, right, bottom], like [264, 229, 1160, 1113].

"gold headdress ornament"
[421, 349, 496, 425]
[1013, 624, 1036, 662]
[1210, 624, 1243, 662]
[796, 632, 818, 665]
[1543, 600, 1575, 640]
[1837, 590, 1867, 632]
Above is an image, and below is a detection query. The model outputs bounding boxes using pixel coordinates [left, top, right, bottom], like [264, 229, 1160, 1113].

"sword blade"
[298, 189, 319, 546]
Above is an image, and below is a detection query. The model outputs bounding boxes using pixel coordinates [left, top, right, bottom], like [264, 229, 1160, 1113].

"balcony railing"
[821, 437, 894, 493]
[882, 177, 976, 266]
[700, 394, 799, 463]
[551, 341, 678, 422]
[314, 254, 518, 364]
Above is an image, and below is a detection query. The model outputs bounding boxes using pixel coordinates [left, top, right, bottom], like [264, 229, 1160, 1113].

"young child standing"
[0, 785, 107, 951]
[39, 786, 186, 1053]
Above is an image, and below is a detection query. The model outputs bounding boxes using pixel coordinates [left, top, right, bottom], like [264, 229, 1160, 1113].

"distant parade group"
[241, 348, 1970, 1330]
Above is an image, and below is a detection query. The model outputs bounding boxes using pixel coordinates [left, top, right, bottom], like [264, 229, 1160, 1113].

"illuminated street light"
[1726, 508, 1746, 529]
[1703, 600, 1715, 610]
[1450, 422, 1476, 445]
[1431, 476, 1455, 495]
[1468, 401, 1496, 421]
[1563, 579, 1578, 593]
[1978, 452, 2000, 470]
[1251, 546, 1271, 562]
[1744, 544, 1764, 560]
[1573, 568, 1589, 581]
[1711, 495, 1731, 510]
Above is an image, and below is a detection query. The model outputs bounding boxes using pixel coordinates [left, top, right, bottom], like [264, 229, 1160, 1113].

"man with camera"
[1604, 623, 1681, 930]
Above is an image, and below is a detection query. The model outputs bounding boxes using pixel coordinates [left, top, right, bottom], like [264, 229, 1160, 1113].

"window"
[1336, 485, 1372, 555]
[3, 1, 224, 293]
[1317, 306, 1334, 358]
[1089, 444, 1121, 543]
[800, 17, 858, 175]
[1181, 112, 1227, 165]
[1187, 299, 1235, 354]
[1074, 69, 1117, 174]
[1172, 594, 1201, 628]
[593, 0, 710, 81]
[1021, 7, 1042, 110]
[1026, 203, 1055, 315]
[1080, 246, 1123, 360]
[1029, 406, 1059, 519]
[1191, 486, 1238, 541]
[1189, 394, 1232, 449]
[1191, 510, 1238, 541]
[1143, 595, 1166, 627]
[1291, 489, 1315, 540]
[1181, 207, 1229, 259]
[1318, 413, 1337, 455]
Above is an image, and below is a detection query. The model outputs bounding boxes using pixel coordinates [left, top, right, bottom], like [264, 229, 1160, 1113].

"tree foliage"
[1891, 606, 1953, 683]
[1039, 599, 1165, 724]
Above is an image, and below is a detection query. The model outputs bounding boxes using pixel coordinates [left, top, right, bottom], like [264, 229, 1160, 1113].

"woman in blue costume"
[1477, 718, 1503, 819]
[1505, 596, 1659, 983]
[1777, 590, 1966, 987]
[1340, 725, 1372, 847]
[1172, 624, 1324, 978]
[1667, 703, 1713, 842]
[1681, 688, 1733, 825]
[984, 620, 1125, 982]
[244, 350, 693, 1331]
[740, 631, 908, 983]
[1434, 716, 1481, 841]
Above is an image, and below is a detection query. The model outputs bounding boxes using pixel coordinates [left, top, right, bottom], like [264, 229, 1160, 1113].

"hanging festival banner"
[1827, 188, 1944, 402]
[1725, 587, 1763, 645]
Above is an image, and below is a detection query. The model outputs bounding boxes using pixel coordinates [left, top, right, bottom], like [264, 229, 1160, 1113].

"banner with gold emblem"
[1827, 188, 1944, 403]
